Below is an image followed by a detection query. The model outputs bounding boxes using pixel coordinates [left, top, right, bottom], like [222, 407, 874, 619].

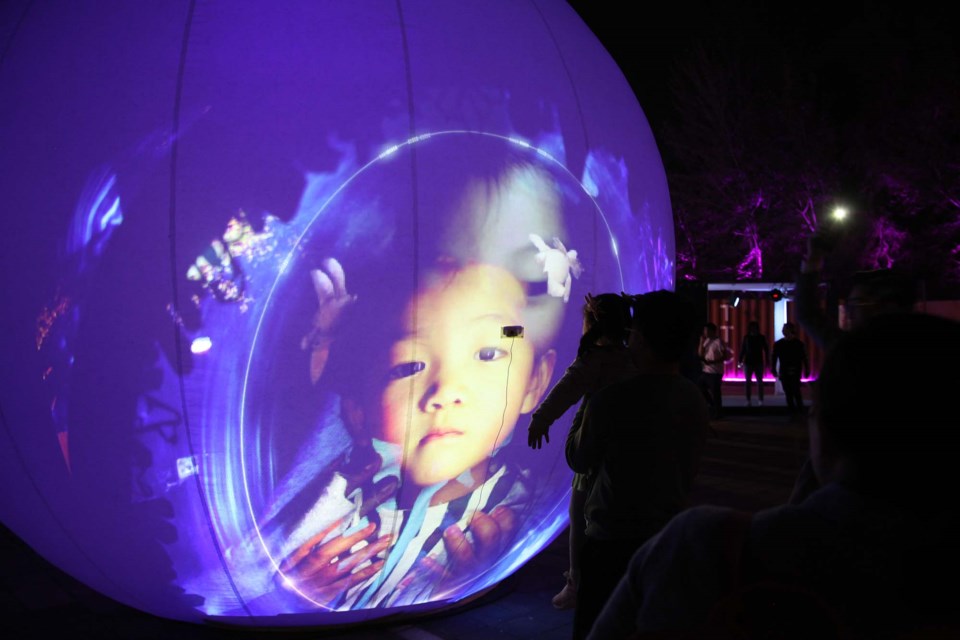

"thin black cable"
[165, 0, 251, 616]
[388, 0, 424, 587]
[438, 336, 516, 584]
[497, 339, 517, 465]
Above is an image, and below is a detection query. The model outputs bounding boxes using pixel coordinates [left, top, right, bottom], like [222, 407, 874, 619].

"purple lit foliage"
[656, 4, 960, 296]
[662, 44, 840, 283]
[857, 89, 960, 292]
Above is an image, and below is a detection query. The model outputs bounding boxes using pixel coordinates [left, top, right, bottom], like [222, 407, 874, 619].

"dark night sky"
[568, 1, 960, 292]
[569, 1, 958, 139]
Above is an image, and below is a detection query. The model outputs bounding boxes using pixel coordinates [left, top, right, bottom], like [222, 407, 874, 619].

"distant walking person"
[737, 321, 769, 406]
[771, 322, 809, 413]
[698, 322, 730, 419]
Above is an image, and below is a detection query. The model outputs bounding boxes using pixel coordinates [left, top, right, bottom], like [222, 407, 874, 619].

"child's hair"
[577, 293, 630, 358]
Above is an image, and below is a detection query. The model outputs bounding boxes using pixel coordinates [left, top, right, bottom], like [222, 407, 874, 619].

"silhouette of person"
[565, 290, 709, 640]
[771, 322, 809, 414]
[738, 320, 769, 406]
[797, 231, 917, 348]
[698, 322, 731, 419]
[527, 293, 638, 611]
[790, 231, 917, 503]
[589, 312, 960, 639]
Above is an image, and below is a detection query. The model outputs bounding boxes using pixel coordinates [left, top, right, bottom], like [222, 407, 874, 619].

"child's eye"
[475, 347, 507, 362]
[387, 361, 426, 380]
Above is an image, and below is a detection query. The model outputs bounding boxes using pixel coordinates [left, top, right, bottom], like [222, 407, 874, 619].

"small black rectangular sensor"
[501, 325, 524, 338]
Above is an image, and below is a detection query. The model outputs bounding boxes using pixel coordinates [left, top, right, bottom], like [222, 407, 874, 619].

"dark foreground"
[1, 395, 809, 640]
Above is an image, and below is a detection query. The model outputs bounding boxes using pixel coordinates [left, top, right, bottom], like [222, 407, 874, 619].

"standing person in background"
[698, 322, 731, 420]
[587, 313, 960, 639]
[527, 293, 638, 612]
[796, 231, 917, 347]
[566, 290, 708, 640]
[789, 229, 918, 503]
[771, 322, 809, 414]
[737, 320, 769, 407]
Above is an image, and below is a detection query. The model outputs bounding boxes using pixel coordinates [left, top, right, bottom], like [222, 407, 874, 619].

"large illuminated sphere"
[0, 0, 673, 627]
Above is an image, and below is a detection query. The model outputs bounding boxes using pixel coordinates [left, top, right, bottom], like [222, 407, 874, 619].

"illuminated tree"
[662, 44, 841, 283]
[660, 4, 960, 298]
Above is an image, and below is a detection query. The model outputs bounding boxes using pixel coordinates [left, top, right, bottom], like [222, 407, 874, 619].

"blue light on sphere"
[0, 0, 673, 626]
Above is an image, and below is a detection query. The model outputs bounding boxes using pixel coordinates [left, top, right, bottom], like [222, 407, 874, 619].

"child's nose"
[420, 376, 466, 412]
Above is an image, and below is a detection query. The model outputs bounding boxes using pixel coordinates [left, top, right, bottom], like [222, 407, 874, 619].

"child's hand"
[528, 422, 550, 449]
[277, 515, 393, 606]
[300, 257, 357, 383]
[403, 505, 517, 598]
[443, 505, 517, 574]
[309, 257, 356, 332]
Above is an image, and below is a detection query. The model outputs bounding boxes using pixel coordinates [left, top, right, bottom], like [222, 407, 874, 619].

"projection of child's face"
[444, 164, 567, 353]
[378, 264, 546, 487]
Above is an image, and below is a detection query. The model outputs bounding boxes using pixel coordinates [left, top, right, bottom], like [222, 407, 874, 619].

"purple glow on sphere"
[0, 0, 673, 626]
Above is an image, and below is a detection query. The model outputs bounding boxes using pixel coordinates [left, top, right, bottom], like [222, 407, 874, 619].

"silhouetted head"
[747, 320, 760, 335]
[629, 290, 699, 364]
[583, 293, 630, 344]
[782, 322, 797, 339]
[845, 269, 916, 330]
[811, 313, 958, 510]
[704, 322, 718, 339]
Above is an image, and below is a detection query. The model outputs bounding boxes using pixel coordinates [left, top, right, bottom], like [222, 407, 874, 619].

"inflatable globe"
[0, 0, 674, 627]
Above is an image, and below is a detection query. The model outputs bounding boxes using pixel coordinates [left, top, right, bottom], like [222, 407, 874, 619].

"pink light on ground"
[723, 376, 817, 383]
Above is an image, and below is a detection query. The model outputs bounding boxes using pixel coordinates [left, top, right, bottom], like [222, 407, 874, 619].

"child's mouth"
[420, 429, 464, 445]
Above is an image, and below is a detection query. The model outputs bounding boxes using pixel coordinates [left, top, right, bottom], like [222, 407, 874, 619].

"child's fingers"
[295, 531, 389, 584]
[335, 534, 393, 575]
[311, 521, 378, 566]
[414, 555, 445, 580]
[471, 506, 516, 561]
[489, 505, 517, 541]
[338, 557, 383, 591]
[468, 512, 501, 561]
[294, 524, 379, 580]
[442, 523, 476, 569]
[303, 558, 384, 603]
[285, 519, 376, 574]
[322, 257, 348, 296]
[283, 513, 353, 569]
[310, 268, 335, 300]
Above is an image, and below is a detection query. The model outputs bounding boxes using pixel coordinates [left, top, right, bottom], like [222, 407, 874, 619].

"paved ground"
[1, 387, 809, 640]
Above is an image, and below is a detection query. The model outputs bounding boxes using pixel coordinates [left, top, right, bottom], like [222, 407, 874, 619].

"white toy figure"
[530, 233, 583, 303]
